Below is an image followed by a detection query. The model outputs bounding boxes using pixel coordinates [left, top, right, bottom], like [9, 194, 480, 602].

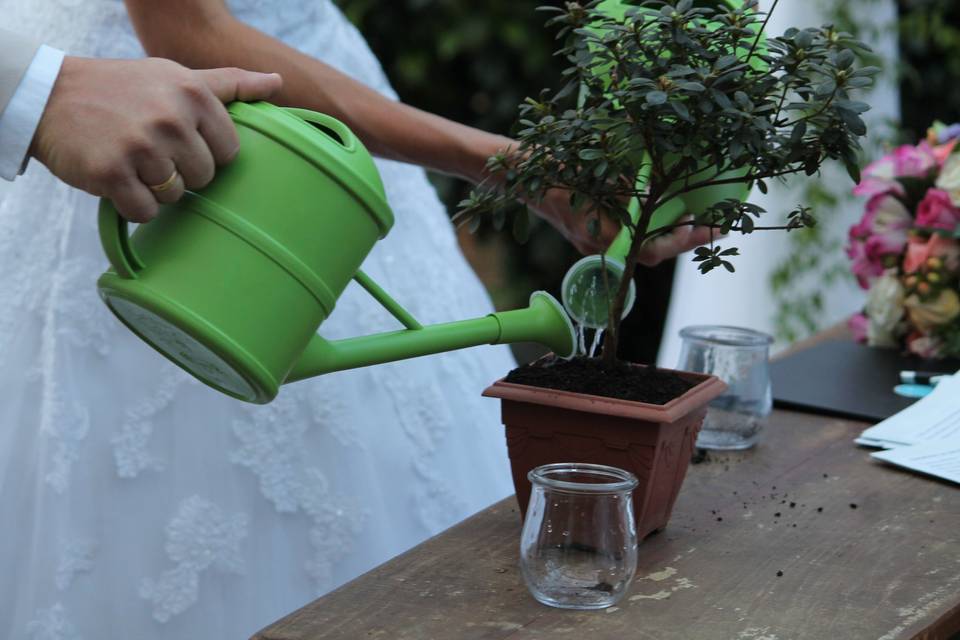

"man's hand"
[529, 187, 713, 266]
[30, 57, 282, 222]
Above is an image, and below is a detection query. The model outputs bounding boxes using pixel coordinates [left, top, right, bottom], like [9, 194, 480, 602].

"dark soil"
[691, 448, 710, 465]
[504, 356, 696, 405]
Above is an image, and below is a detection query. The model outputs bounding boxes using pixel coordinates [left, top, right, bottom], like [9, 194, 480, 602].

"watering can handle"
[98, 199, 145, 279]
[283, 108, 357, 152]
[604, 157, 687, 261]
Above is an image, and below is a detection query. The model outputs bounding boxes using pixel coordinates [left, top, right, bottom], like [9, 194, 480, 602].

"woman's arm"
[123, 0, 710, 260]
[124, 0, 505, 184]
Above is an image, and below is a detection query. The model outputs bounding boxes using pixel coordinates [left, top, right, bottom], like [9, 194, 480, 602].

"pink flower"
[855, 143, 940, 199]
[849, 313, 869, 343]
[916, 188, 960, 230]
[847, 239, 885, 288]
[893, 141, 937, 178]
[903, 234, 960, 274]
[847, 194, 911, 288]
[934, 139, 958, 165]
[853, 153, 904, 198]
[906, 333, 944, 359]
[850, 194, 912, 239]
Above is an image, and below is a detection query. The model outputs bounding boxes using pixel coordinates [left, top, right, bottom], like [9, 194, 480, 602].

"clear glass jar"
[520, 463, 639, 610]
[677, 325, 773, 450]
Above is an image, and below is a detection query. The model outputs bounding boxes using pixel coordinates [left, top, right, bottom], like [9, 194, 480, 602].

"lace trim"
[231, 396, 368, 592]
[230, 395, 306, 513]
[55, 540, 97, 591]
[374, 367, 467, 532]
[111, 364, 187, 478]
[139, 496, 248, 623]
[299, 467, 367, 594]
[40, 392, 90, 495]
[26, 603, 82, 640]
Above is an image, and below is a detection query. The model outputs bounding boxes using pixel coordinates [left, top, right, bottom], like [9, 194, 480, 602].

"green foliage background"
[336, 0, 960, 341]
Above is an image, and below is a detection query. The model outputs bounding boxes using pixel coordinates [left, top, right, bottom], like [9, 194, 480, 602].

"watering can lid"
[228, 101, 394, 238]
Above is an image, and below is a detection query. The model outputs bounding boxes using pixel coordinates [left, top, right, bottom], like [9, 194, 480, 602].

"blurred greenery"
[897, 0, 960, 140]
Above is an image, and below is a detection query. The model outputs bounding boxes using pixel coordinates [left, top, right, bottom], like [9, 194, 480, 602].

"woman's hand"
[525, 187, 620, 255]
[635, 220, 714, 267]
[527, 186, 714, 266]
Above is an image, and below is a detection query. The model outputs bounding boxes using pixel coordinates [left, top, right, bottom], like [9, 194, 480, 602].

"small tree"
[457, 0, 878, 367]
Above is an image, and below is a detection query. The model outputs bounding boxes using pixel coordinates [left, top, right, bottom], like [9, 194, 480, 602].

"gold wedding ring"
[148, 169, 180, 194]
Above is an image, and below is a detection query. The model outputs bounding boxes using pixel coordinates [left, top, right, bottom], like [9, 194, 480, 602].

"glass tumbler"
[677, 325, 773, 450]
[520, 463, 639, 610]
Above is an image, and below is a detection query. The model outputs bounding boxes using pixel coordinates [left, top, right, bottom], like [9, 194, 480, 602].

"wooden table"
[254, 384, 960, 639]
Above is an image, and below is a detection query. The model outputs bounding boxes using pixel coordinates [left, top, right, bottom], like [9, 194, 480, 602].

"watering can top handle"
[99, 199, 144, 279]
[282, 108, 358, 153]
[605, 156, 652, 261]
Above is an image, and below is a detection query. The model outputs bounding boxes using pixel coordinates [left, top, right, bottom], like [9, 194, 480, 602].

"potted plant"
[459, 0, 878, 537]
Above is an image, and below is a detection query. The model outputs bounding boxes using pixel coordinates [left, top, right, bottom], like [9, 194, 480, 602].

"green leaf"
[492, 207, 506, 231]
[836, 49, 855, 69]
[512, 209, 531, 243]
[844, 156, 862, 184]
[815, 79, 837, 96]
[715, 54, 738, 71]
[646, 91, 668, 105]
[845, 76, 873, 89]
[838, 109, 867, 135]
[467, 212, 483, 234]
[587, 217, 600, 238]
[790, 121, 807, 144]
[579, 148, 604, 160]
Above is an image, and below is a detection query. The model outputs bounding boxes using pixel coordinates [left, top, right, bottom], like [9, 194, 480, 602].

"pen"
[899, 370, 948, 386]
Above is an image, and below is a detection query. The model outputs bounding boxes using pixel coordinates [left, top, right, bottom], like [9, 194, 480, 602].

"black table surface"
[771, 337, 960, 423]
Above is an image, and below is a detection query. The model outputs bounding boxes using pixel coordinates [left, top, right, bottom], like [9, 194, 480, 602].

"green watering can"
[560, 0, 757, 330]
[97, 101, 575, 404]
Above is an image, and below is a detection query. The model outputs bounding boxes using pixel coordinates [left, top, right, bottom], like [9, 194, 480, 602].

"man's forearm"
[129, 11, 509, 183]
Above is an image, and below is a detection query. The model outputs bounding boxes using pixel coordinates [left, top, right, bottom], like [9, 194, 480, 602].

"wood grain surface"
[253, 409, 960, 640]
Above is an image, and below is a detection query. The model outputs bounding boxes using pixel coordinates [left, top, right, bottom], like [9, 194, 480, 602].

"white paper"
[871, 437, 960, 485]
[858, 373, 960, 449]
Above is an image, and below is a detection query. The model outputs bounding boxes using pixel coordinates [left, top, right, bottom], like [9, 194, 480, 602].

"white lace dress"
[0, 1, 516, 637]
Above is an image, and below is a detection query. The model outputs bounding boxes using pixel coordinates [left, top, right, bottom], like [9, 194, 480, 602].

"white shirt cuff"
[0, 45, 65, 181]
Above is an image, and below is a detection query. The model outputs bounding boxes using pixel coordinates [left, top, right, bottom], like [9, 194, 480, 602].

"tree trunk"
[600, 194, 659, 369]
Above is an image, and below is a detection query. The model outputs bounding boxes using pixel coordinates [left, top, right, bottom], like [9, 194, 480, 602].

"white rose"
[864, 272, 906, 347]
[935, 152, 960, 207]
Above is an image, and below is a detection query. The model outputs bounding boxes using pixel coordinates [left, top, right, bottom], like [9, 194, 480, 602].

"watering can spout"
[286, 291, 575, 383]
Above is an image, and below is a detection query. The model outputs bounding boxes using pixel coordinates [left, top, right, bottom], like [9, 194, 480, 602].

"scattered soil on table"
[691, 448, 710, 465]
[504, 356, 695, 404]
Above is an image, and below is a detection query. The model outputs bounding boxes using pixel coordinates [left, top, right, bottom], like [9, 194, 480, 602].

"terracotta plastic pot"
[483, 365, 727, 539]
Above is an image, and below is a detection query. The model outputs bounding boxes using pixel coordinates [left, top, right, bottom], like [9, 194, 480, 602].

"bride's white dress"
[0, 1, 516, 637]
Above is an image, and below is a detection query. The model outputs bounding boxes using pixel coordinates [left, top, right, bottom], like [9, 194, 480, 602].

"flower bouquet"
[848, 123, 960, 358]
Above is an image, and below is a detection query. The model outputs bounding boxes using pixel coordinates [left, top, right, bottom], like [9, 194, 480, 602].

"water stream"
[574, 324, 606, 358]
